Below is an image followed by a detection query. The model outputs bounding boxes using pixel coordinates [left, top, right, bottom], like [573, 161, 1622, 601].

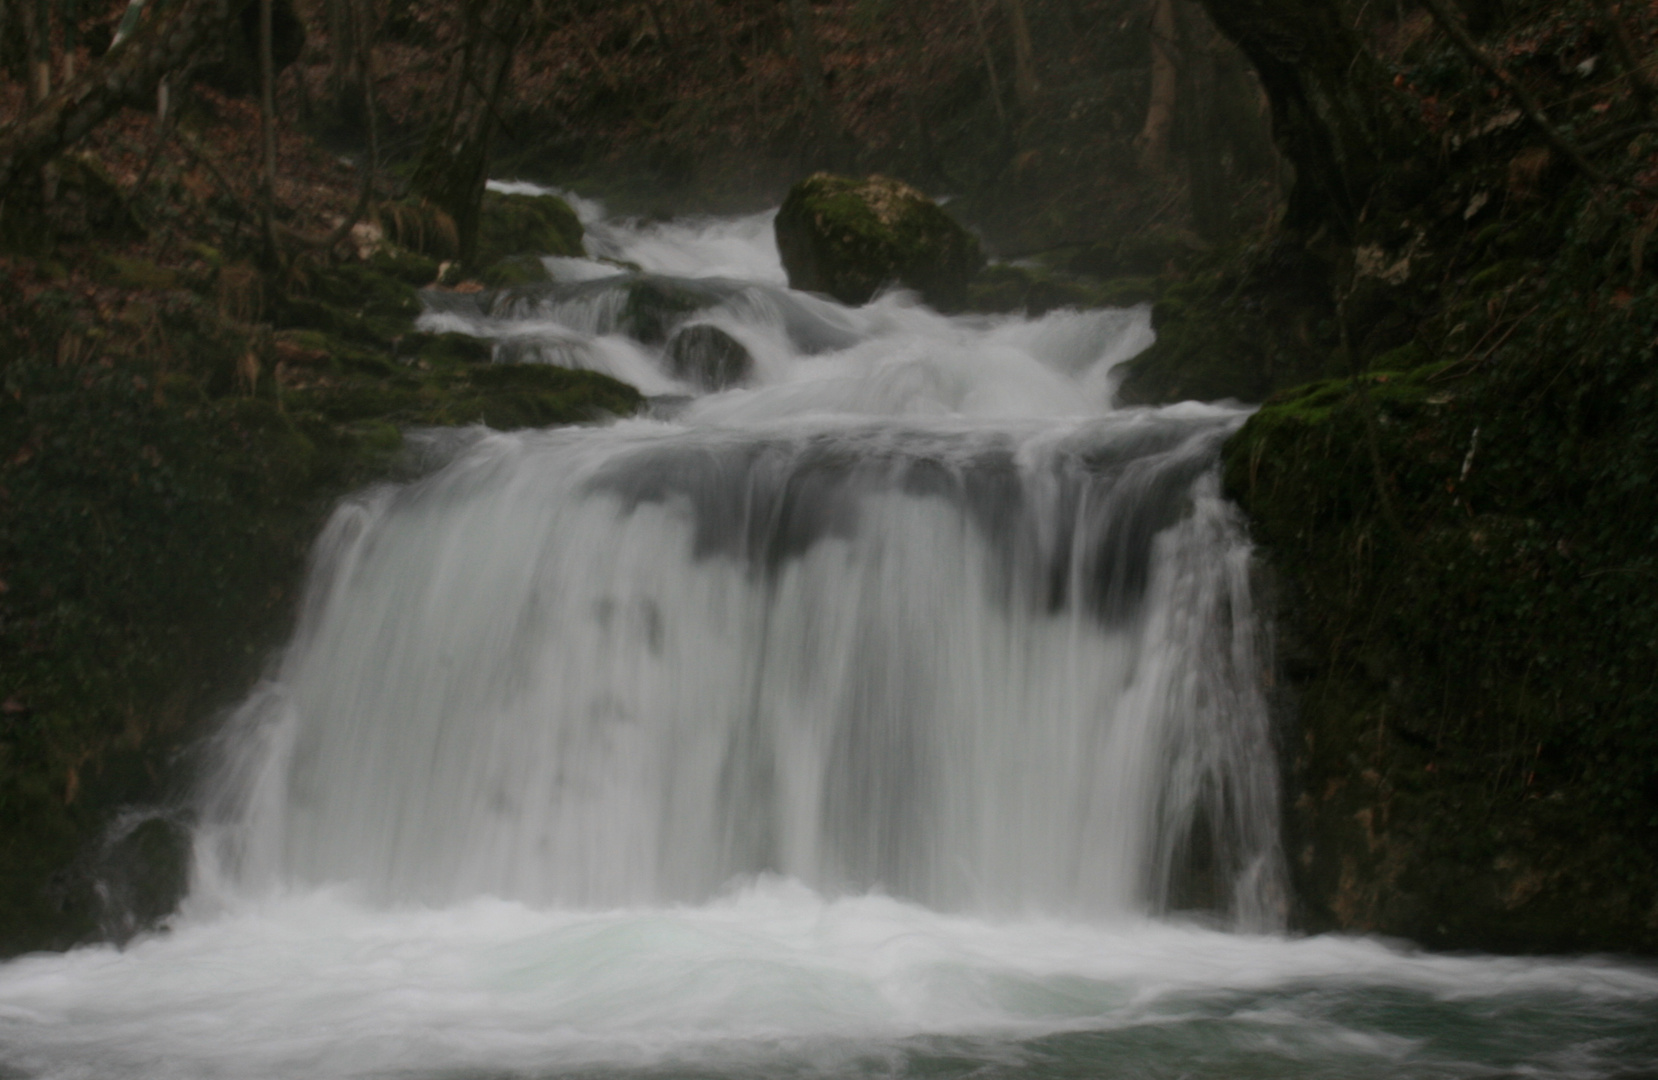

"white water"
[2, 187, 1656, 1080]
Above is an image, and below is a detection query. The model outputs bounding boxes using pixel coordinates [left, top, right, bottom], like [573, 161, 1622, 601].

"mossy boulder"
[475, 191, 585, 268]
[664, 325, 753, 390]
[454, 364, 642, 429]
[480, 254, 553, 289]
[774, 173, 984, 309]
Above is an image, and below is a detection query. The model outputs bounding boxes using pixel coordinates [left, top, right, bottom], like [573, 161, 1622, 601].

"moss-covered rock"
[774, 173, 984, 309]
[664, 324, 753, 390]
[479, 254, 553, 289]
[1223, 318, 1658, 952]
[402, 330, 494, 368]
[454, 363, 642, 429]
[368, 246, 442, 287]
[475, 191, 585, 268]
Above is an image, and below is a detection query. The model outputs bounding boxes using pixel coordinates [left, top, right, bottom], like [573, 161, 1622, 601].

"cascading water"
[2, 186, 1656, 1080]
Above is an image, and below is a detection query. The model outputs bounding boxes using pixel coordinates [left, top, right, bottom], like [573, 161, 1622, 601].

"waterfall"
[191, 194, 1283, 929]
[6, 189, 1654, 1080]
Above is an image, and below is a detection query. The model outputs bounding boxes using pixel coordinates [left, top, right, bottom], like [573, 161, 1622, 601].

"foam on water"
[3, 881, 1656, 1080]
[3, 186, 1657, 1080]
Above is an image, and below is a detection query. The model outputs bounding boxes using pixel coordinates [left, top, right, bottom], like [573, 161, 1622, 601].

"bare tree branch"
[0, 0, 224, 202]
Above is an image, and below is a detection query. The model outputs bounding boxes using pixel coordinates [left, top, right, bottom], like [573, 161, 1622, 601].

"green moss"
[276, 262, 423, 349]
[475, 191, 585, 268]
[411, 331, 493, 368]
[774, 173, 985, 309]
[1370, 340, 1430, 372]
[479, 254, 553, 288]
[96, 256, 180, 291]
[1092, 276, 1162, 308]
[449, 363, 643, 428]
[369, 247, 441, 287]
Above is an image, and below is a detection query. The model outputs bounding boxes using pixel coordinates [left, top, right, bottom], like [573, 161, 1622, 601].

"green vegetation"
[475, 191, 585, 268]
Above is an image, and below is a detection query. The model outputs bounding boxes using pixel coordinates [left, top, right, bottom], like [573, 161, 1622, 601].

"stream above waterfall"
[1, 187, 1654, 1080]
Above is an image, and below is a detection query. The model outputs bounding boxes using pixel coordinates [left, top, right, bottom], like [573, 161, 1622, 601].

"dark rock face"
[774, 173, 984, 309]
[665, 324, 753, 390]
[1222, 361, 1658, 955]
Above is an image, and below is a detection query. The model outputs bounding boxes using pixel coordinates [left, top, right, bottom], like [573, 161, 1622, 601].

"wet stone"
[664, 324, 753, 391]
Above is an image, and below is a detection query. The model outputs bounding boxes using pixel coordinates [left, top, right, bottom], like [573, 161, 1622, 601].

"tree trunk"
[894, 6, 944, 185]
[409, 0, 527, 266]
[1003, 0, 1037, 109]
[1137, 0, 1178, 173]
[25, 0, 48, 104]
[0, 0, 226, 203]
[259, 0, 279, 264]
[784, 0, 843, 168]
[61, 0, 78, 81]
[1193, 0, 1398, 239]
[325, 0, 362, 120]
[0, 2, 12, 79]
[965, 0, 1008, 135]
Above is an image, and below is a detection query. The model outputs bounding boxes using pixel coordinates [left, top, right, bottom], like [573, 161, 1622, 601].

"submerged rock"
[774, 173, 984, 309]
[664, 324, 753, 390]
[475, 191, 585, 267]
[618, 276, 729, 344]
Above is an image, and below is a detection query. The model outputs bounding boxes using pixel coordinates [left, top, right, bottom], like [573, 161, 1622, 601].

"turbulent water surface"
[2, 186, 1656, 1080]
